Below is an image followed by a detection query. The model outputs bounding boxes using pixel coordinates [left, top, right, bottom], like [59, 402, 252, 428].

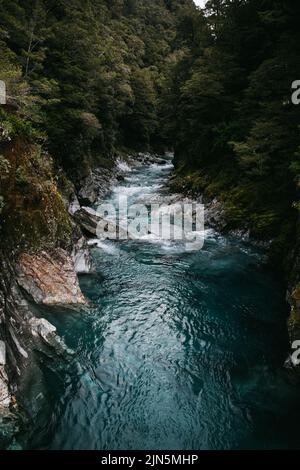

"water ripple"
[24, 159, 299, 451]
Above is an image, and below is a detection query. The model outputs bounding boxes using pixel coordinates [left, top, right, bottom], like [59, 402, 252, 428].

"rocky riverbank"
[1, 149, 298, 448]
[0, 251, 79, 447]
[0, 151, 166, 447]
[168, 172, 300, 369]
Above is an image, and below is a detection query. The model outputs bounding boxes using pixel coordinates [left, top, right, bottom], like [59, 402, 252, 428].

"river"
[23, 158, 300, 450]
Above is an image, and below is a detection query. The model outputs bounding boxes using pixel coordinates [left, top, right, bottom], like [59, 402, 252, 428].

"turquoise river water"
[22, 158, 300, 450]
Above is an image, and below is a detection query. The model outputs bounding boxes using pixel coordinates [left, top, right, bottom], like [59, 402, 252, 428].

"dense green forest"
[167, 0, 300, 274]
[0, 0, 195, 246]
[0, 0, 194, 175]
[0, 0, 300, 274]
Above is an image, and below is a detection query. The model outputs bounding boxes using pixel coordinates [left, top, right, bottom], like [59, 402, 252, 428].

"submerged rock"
[17, 249, 87, 305]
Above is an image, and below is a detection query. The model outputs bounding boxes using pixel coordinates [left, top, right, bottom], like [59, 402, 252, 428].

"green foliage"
[15, 165, 30, 187]
[0, 108, 42, 140]
[0, 0, 193, 175]
[1, 0, 300, 273]
[0, 0, 193, 248]
[0, 155, 11, 175]
[165, 0, 300, 259]
[0, 0, 189, 177]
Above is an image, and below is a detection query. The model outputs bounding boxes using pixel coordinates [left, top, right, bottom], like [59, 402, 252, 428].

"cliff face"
[0, 139, 90, 448]
[0, 136, 135, 447]
[0, 246, 91, 447]
[17, 250, 87, 305]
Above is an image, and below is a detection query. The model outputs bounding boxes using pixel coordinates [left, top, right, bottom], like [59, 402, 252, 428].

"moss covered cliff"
[0, 138, 74, 253]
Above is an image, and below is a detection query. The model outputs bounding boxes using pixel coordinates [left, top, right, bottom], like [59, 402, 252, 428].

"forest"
[0, 0, 299, 275]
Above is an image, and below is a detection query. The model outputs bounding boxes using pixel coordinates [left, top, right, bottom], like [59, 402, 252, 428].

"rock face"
[68, 193, 81, 216]
[135, 152, 168, 166]
[73, 207, 101, 236]
[205, 198, 227, 232]
[72, 236, 93, 274]
[29, 318, 56, 343]
[0, 342, 10, 409]
[17, 249, 87, 305]
[0, 371, 10, 409]
[77, 155, 159, 206]
[0, 251, 77, 447]
[0, 256, 31, 415]
[78, 167, 119, 205]
[73, 206, 128, 240]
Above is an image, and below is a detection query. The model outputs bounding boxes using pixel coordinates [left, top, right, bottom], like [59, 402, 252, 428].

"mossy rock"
[0, 139, 74, 252]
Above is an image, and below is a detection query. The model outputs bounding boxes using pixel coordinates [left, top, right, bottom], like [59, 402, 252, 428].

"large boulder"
[73, 207, 101, 236]
[73, 206, 128, 239]
[17, 249, 87, 305]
